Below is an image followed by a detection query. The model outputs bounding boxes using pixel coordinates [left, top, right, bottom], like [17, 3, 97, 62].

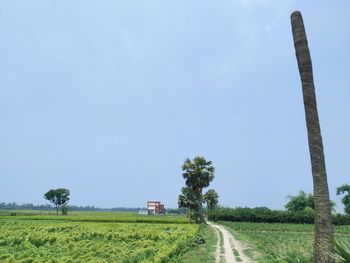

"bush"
[208, 207, 350, 225]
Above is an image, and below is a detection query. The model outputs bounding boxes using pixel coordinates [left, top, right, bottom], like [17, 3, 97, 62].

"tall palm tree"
[291, 11, 334, 263]
[182, 156, 215, 223]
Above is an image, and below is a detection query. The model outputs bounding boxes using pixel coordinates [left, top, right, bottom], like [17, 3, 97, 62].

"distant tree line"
[0, 202, 53, 210]
[208, 207, 350, 225]
[208, 186, 350, 225]
[0, 202, 144, 212]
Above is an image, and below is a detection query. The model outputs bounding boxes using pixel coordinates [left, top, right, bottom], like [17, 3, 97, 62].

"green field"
[4, 211, 350, 263]
[0, 212, 200, 263]
[0, 210, 188, 224]
[220, 221, 350, 263]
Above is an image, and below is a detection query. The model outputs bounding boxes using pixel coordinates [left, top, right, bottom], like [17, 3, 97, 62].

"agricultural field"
[220, 221, 350, 263]
[0, 210, 188, 224]
[0, 212, 200, 263]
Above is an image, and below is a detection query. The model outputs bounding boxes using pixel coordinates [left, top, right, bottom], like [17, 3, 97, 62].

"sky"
[0, 1, 349, 210]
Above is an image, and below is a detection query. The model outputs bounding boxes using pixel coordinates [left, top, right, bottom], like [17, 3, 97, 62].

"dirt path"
[211, 224, 221, 263]
[208, 221, 255, 263]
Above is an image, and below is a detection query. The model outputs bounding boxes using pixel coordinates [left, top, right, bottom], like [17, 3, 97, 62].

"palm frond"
[333, 239, 350, 263]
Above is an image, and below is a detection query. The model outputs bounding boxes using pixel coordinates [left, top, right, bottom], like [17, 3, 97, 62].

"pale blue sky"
[1, 1, 349, 210]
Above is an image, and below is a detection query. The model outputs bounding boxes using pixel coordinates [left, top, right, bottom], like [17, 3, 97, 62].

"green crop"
[0, 213, 198, 262]
[220, 222, 350, 263]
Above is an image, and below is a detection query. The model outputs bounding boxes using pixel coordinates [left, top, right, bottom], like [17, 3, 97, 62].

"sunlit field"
[0, 210, 188, 224]
[220, 221, 350, 262]
[0, 211, 197, 262]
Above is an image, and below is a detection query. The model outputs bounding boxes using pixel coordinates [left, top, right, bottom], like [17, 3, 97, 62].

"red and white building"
[147, 201, 165, 214]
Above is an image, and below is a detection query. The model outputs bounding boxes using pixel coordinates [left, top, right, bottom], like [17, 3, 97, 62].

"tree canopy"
[285, 191, 314, 212]
[178, 187, 197, 222]
[181, 156, 215, 223]
[337, 184, 350, 215]
[203, 189, 219, 211]
[44, 188, 70, 215]
[285, 190, 335, 213]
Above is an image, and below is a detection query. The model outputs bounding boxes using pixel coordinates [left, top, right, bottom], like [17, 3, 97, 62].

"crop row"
[0, 211, 187, 224]
[0, 219, 198, 263]
[220, 221, 350, 263]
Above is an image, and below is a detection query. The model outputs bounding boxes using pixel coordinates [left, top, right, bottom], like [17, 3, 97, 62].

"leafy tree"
[44, 188, 70, 215]
[203, 189, 219, 211]
[182, 156, 215, 223]
[337, 184, 350, 215]
[285, 191, 314, 212]
[286, 191, 336, 213]
[178, 187, 197, 222]
[291, 11, 334, 263]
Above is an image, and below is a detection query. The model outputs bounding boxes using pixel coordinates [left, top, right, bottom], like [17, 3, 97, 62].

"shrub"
[208, 207, 350, 225]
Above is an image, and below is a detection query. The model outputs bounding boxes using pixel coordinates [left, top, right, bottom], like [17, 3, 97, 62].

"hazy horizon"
[1, 1, 349, 211]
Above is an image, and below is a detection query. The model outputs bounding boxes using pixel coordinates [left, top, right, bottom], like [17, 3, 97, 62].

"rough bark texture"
[194, 189, 204, 223]
[291, 11, 334, 263]
[197, 194, 204, 223]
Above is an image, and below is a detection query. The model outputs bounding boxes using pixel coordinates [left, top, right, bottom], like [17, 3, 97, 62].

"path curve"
[208, 221, 255, 263]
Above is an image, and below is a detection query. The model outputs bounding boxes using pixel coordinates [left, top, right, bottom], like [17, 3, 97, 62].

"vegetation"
[291, 11, 334, 262]
[173, 224, 216, 263]
[285, 190, 336, 213]
[44, 188, 70, 215]
[220, 221, 350, 263]
[180, 156, 215, 223]
[285, 191, 315, 211]
[203, 189, 219, 211]
[337, 184, 350, 215]
[0, 211, 188, 224]
[0, 202, 147, 212]
[178, 187, 197, 223]
[0, 212, 198, 262]
[333, 239, 350, 263]
[208, 207, 350, 225]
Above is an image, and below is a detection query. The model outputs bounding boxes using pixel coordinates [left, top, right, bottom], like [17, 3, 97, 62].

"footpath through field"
[208, 221, 255, 263]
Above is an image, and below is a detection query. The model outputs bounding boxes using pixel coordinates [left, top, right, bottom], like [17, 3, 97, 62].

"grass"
[0, 210, 188, 224]
[235, 256, 243, 262]
[0, 211, 198, 262]
[177, 224, 217, 263]
[243, 248, 257, 259]
[233, 248, 243, 262]
[220, 221, 350, 263]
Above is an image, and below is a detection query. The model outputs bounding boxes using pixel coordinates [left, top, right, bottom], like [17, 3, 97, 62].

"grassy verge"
[219, 221, 313, 262]
[176, 224, 217, 263]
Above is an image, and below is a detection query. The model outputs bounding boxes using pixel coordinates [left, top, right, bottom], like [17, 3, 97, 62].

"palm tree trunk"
[198, 198, 204, 223]
[196, 190, 205, 223]
[291, 11, 334, 263]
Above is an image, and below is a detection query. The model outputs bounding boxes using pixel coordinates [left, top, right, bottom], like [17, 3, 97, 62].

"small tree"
[44, 188, 70, 215]
[203, 189, 219, 211]
[182, 156, 215, 223]
[285, 191, 314, 212]
[178, 187, 197, 223]
[337, 184, 350, 215]
[286, 191, 336, 213]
